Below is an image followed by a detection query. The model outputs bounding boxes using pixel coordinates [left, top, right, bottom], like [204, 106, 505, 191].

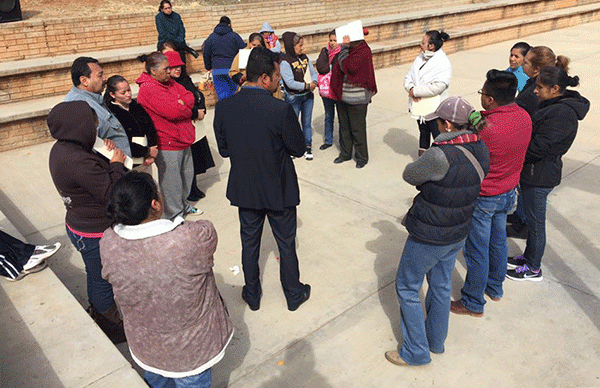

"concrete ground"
[2, 21, 600, 387]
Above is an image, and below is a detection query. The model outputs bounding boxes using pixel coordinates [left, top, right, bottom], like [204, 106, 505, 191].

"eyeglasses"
[478, 89, 492, 97]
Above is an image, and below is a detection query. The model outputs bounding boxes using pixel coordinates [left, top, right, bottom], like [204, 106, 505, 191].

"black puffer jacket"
[520, 90, 590, 187]
[405, 139, 490, 245]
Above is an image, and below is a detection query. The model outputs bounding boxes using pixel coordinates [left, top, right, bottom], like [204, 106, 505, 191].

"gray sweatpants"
[155, 148, 194, 220]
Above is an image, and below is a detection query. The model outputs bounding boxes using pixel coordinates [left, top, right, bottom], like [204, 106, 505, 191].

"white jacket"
[404, 49, 452, 118]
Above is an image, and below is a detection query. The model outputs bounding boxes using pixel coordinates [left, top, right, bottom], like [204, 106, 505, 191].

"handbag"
[318, 72, 333, 99]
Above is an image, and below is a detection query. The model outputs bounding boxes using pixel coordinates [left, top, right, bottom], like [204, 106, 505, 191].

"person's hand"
[343, 35, 351, 44]
[143, 156, 155, 166]
[148, 146, 159, 158]
[110, 148, 126, 164]
[309, 82, 317, 91]
[409, 88, 421, 102]
[197, 110, 205, 120]
[103, 139, 116, 151]
[178, 99, 185, 105]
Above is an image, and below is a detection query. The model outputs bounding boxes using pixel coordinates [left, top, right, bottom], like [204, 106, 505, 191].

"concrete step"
[0, 0, 474, 62]
[0, 0, 588, 107]
[0, 210, 147, 387]
[2, 0, 600, 152]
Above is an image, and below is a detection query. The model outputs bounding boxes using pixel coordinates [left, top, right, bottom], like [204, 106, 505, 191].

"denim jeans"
[212, 68, 238, 100]
[461, 189, 517, 312]
[521, 184, 553, 270]
[144, 369, 211, 388]
[285, 92, 314, 147]
[66, 227, 114, 313]
[395, 236, 465, 365]
[322, 97, 336, 145]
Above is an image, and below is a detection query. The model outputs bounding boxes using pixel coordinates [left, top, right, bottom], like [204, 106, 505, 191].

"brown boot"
[87, 304, 127, 344]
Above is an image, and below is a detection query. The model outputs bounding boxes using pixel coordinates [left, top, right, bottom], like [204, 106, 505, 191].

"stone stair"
[1, 0, 599, 152]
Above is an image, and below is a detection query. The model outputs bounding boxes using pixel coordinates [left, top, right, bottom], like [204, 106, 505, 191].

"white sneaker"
[24, 242, 61, 271]
[185, 207, 204, 219]
[6, 262, 48, 282]
[305, 147, 313, 160]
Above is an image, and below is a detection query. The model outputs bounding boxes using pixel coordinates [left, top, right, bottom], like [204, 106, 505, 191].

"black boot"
[187, 175, 205, 202]
[87, 304, 127, 344]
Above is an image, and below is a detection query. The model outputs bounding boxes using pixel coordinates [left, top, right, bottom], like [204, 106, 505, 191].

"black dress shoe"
[356, 160, 367, 169]
[333, 156, 349, 164]
[288, 284, 311, 311]
[242, 288, 261, 311]
[319, 143, 332, 150]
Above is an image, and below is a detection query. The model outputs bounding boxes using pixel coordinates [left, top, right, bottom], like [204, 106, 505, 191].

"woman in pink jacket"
[137, 52, 201, 220]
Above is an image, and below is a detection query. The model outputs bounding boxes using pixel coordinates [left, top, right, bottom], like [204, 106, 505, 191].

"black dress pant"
[417, 119, 440, 150]
[238, 207, 304, 304]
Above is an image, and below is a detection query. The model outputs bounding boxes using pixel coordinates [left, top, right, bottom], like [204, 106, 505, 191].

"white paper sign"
[238, 49, 252, 69]
[336, 20, 364, 44]
[410, 95, 442, 117]
[93, 137, 134, 170]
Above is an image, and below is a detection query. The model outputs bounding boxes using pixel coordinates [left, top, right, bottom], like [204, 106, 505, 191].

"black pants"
[238, 207, 304, 304]
[336, 101, 369, 163]
[0, 231, 34, 279]
[418, 119, 440, 150]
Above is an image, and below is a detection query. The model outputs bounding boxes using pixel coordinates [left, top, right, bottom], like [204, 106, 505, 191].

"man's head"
[219, 16, 231, 25]
[71, 57, 106, 94]
[246, 47, 281, 94]
[480, 69, 518, 110]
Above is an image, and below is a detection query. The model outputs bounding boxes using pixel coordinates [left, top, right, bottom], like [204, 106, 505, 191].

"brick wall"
[1, 0, 471, 61]
[0, 117, 50, 152]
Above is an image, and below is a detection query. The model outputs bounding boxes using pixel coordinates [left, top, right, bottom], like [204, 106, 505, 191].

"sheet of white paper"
[336, 20, 364, 44]
[238, 49, 252, 69]
[410, 95, 442, 117]
[93, 137, 134, 170]
[131, 136, 147, 147]
[303, 64, 312, 84]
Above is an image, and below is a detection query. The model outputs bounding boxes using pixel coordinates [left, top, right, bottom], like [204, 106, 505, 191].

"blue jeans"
[521, 184, 553, 270]
[66, 227, 114, 313]
[144, 369, 211, 388]
[461, 189, 516, 312]
[322, 97, 336, 145]
[285, 92, 314, 147]
[212, 68, 237, 100]
[395, 236, 465, 365]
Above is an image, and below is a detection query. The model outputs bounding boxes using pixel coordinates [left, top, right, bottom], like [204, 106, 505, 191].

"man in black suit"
[214, 47, 311, 312]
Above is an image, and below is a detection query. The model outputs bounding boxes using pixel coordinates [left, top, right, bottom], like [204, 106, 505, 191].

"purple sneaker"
[506, 264, 543, 282]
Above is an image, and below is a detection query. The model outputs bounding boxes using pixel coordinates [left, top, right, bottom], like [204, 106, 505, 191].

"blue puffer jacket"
[202, 23, 246, 70]
[405, 140, 490, 245]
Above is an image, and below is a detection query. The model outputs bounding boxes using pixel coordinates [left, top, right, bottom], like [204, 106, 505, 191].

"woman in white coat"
[404, 31, 452, 156]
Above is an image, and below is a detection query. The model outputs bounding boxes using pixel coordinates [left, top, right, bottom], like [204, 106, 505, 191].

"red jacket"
[479, 103, 532, 196]
[136, 72, 196, 151]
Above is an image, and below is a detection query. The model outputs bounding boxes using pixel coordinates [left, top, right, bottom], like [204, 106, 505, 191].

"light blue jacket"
[65, 87, 131, 156]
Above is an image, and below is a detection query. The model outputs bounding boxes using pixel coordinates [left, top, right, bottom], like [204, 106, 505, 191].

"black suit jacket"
[214, 87, 305, 210]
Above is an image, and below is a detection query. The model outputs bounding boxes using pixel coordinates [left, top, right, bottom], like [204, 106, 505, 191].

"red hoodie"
[136, 72, 196, 151]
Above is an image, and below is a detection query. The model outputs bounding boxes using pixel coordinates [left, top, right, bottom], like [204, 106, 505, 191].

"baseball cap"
[424, 96, 475, 125]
